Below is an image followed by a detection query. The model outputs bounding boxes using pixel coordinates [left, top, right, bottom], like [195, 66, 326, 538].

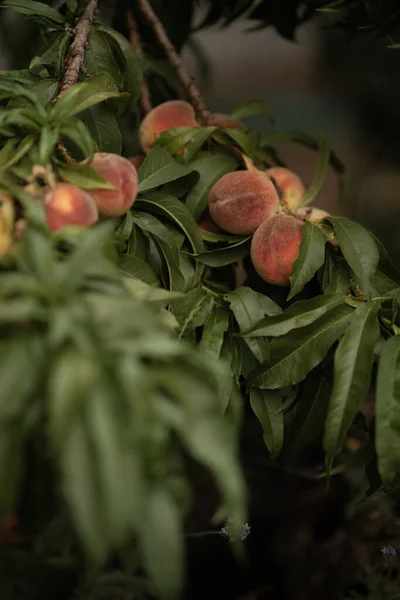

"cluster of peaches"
[13, 99, 329, 289]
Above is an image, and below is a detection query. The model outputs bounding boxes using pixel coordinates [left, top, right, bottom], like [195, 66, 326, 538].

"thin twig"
[54, 0, 99, 101]
[136, 0, 211, 125]
[126, 7, 152, 115]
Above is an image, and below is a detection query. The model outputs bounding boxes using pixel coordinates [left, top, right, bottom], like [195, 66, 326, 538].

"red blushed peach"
[87, 153, 139, 217]
[251, 213, 304, 286]
[208, 170, 279, 235]
[139, 100, 200, 153]
[266, 167, 305, 211]
[128, 155, 145, 171]
[197, 210, 222, 233]
[209, 113, 245, 131]
[44, 183, 98, 232]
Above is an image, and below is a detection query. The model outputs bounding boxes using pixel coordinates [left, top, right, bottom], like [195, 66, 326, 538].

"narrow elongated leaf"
[229, 99, 274, 123]
[300, 132, 330, 207]
[84, 104, 122, 154]
[322, 245, 352, 295]
[249, 303, 354, 388]
[327, 217, 379, 295]
[375, 336, 400, 483]
[57, 163, 115, 190]
[59, 118, 95, 158]
[249, 388, 283, 458]
[245, 294, 344, 337]
[198, 307, 230, 360]
[192, 236, 251, 267]
[140, 486, 183, 600]
[84, 30, 123, 89]
[185, 152, 239, 219]
[286, 370, 331, 455]
[288, 221, 326, 300]
[0, 0, 67, 25]
[170, 287, 214, 338]
[138, 146, 192, 193]
[119, 255, 159, 286]
[227, 286, 279, 362]
[183, 126, 217, 163]
[323, 302, 381, 472]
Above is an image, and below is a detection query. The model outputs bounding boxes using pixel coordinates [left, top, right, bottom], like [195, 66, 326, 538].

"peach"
[266, 167, 305, 211]
[251, 213, 304, 286]
[208, 170, 279, 235]
[139, 100, 200, 153]
[128, 155, 145, 171]
[87, 153, 139, 217]
[209, 113, 245, 131]
[44, 183, 98, 232]
[296, 206, 330, 223]
[197, 210, 222, 233]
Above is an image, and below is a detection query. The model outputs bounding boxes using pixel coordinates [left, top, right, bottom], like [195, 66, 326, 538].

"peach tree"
[0, 1, 399, 599]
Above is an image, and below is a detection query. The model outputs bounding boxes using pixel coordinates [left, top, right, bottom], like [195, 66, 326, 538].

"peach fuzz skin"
[208, 170, 279, 235]
[266, 167, 305, 211]
[251, 213, 304, 286]
[87, 153, 139, 217]
[139, 100, 200, 153]
[44, 183, 98, 232]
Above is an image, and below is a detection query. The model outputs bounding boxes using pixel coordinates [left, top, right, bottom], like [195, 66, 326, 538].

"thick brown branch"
[126, 8, 152, 115]
[54, 0, 98, 101]
[136, 0, 211, 125]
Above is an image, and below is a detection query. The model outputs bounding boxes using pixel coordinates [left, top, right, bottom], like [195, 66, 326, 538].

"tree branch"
[126, 7, 152, 115]
[54, 0, 98, 101]
[136, 0, 211, 125]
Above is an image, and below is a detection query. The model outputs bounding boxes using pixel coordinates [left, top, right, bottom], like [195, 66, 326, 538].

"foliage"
[0, 1, 399, 600]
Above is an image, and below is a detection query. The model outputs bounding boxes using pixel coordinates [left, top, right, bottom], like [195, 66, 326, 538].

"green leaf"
[193, 236, 251, 267]
[185, 152, 239, 219]
[213, 128, 256, 156]
[375, 336, 400, 483]
[84, 30, 123, 89]
[57, 163, 115, 190]
[245, 294, 345, 338]
[327, 217, 379, 296]
[52, 73, 124, 121]
[286, 369, 331, 455]
[84, 103, 122, 154]
[140, 485, 183, 600]
[0, 0, 67, 25]
[322, 245, 352, 295]
[39, 126, 59, 165]
[183, 126, 217, 163]
[249, 388, 283, 458]
[0, 424, 26, 514]
[8, 79, 58, 108]
[261, 129, 345, 174]
[98, 26, 143, 105]
[119, 255, 159, 286]
[227, 286, 280, 362]
[323, 301, 381, 472]
[59, 118, 95, 158]
[157, 126, 203, 155]
[170, 287, 214, 339]
[288, 221, 326, 300]
[138, 146, 192, 193]
[123, 278, 183, 305]
[300, 132, 330, 207]
[198, 307, 230, 360]
[229, 99, 275, 123]
[249, 303, 354, 389]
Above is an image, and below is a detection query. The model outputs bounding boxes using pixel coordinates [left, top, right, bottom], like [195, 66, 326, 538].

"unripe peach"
[139, 100, 200, 153]
[128, 155, 145, 171]
[209, 113, 245, 131]
[266, 167, 305, 211]
[44, 183, 98, 232]
[251, 213, 304, 286]
[296, 206, 330, 223]
[87, 153, 139, 217]
[197, 210, 221, 233]
[208, 170, 279, 235]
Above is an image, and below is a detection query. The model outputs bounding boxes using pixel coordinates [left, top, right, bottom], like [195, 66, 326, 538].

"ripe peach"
[251, 213, 304, 286]
[209, 113, 245, 131]
[197, 210, 221, 233]
[266, 167, 305, 211]
[44, 183, 98, 232]
[87, 153, 139, 217]
[128, 155, 145, 171]
[139, 100, 200, 153]
[208, 170, 279, 235]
